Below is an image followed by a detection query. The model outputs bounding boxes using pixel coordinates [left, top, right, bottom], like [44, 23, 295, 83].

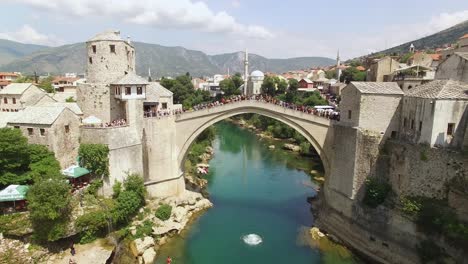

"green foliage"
[340, 67, 366, 82]
[0, 213, 32, 236]
[187, 126, 216, 164]
[400, 196, 423, 217]
[155, 204, 172, 221]
[123, 174, 146, 205]
[134, 220, 154, 239]
[0, 128, 30, 186]
[113, 191, 141, 223]
[362, 178, 391, 208]
[399, 53, 413, 63]
[220, 78, 241, 97]
[260, 75, 279, 96]
[160, 75, 211, 109]
[420, 150, 428, 161]
[76, 210, 110, 243]
[232, 73, 244, 89]
[299, 142, 312, 156]
[79, 144, 109, 177]
[112, 181, 122, 199]
[38, 76, 54, 93]
[86, 179, 103, 196]
[14, 75, 34, 83]
[27, 178, 71, 241]
[288, 78, 299, 93]
[65, 96, 76, 102]
[325, 70, 337, 79]
[295, 91, 327, 107]
[27, 144, 61, 182]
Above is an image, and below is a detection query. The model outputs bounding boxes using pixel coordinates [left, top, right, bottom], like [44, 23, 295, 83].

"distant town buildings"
[0, 72, 20, 90]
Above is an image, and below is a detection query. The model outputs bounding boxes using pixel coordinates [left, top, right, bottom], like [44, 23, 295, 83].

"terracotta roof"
[459, 34, 468, 40]
[350, 82, 404, 95]
[356, 66, 366, 71]
[0, 72, 19, 77]
[430, 54, 442, 61]
[405, 80, 468, 100]
[300, 78, 313, 84]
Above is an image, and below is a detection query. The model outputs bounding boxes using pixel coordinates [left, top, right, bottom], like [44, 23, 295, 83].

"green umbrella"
[0, 185, 29, 202]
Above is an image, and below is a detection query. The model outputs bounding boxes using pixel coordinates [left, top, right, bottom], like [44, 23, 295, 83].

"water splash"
[242, 234, 263, 246]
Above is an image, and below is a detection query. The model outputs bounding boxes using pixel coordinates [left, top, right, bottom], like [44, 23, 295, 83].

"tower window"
[92, 45, 96, 53]
[419, 121, 422, 132]
[65, 125, 70, 133]
[27, 128, 33, 136]
[40, 128, 45, 136]
[403, 118, 408, 128]
[89, 57, 93, 64]
[410, 119, 415, 130]
[125, 87, 131, 95]
[137, 87, 143, 95]
[348, 110, 352, 119]
[110, 45, 116, 53]
[447, 123, 455, 136]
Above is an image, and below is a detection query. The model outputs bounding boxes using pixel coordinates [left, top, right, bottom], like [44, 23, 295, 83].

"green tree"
[27, 144, 61, 182]
[79, 144, 110, 178]
[232, 73, 244, 88]
[27, 178, 71, 241]
[123, 174, 146, 205]
[220, 78, 240, 97]
[261, 75, 277, 96]
[325, 70, 337, 79]
[288, 78, 299, 93]
[0, 128, 30, 186]
[341, 67, 366, 82]
[38, 76, 55, 93]
[113, 191, 141, 223]
[276, 79, 288, 94]
[13, 75, 34, 83]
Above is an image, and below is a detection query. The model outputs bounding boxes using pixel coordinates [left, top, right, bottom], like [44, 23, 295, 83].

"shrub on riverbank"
[362, 178, 391, 208]
[155, 204, 172, 221]
[78, 144, 110, 178]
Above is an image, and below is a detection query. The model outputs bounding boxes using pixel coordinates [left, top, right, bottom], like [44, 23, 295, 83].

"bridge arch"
[175, 101, 333, 177]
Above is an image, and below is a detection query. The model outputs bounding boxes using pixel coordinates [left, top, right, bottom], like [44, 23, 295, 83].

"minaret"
[244, 49, 249, 95]
[148, 67, 152, 82]
[336, 49, 341, 82]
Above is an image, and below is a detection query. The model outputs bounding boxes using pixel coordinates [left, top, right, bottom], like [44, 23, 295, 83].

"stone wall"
[143, 117, 185, 198]
[435, 54, 468, 83]
[80, 125, 143, 195]
[384, 141, 467, 199]
[77, 83, 126, 123]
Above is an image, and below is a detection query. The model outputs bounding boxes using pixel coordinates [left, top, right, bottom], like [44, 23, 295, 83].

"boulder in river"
[269, 145, 275, 150]
[131, 236, 155, 256]
[142, 247, 157, 264]
[283, 143, 301, 152]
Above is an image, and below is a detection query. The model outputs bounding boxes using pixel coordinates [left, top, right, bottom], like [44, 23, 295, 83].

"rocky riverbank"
[126, 190, 212, 263]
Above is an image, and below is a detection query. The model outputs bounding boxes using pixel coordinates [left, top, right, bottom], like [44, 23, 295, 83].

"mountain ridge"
[0, 40, 334, 77]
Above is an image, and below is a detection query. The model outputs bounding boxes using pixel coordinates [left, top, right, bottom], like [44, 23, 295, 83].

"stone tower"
[77, 30, 136, 123]
[244, 49, 249, 95]
[336, 50, 342, 81]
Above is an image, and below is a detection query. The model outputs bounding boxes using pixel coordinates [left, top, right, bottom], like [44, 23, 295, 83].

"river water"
[155, 122, 359, 264]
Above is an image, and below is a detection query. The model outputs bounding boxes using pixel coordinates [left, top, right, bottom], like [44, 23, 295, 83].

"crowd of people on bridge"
[143, 94, 340, 121]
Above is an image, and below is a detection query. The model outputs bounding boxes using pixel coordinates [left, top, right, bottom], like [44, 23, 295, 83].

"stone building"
[77, 30, 136, 123]
[0, 83, 49, 112]
[400, 80, 468, 148]
[8, 106, 81, 167]
[366, 56, 400, 82]
[246, 70, 264, 95]
[441, 34, 468, 60]
[144, 82, 176, 113]
[435, 52, 468, 82]
[339, 82, 403, 137]
[0, 72, 19, 89]
[407, 52, 441, 69]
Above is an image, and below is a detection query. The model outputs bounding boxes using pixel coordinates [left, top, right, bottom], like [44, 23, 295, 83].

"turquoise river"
[155, 122, 360, 264]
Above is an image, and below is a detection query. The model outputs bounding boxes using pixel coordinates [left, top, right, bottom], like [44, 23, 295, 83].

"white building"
[400, 80, 468, 149]
[247, 70, 264, 95]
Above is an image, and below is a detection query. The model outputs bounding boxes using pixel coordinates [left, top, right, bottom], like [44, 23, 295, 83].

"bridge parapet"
[176, 100, 332, 127]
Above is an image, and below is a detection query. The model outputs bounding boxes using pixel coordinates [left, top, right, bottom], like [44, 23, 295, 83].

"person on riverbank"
[70, 242, 76, 256]
[166, 256, 172, 264]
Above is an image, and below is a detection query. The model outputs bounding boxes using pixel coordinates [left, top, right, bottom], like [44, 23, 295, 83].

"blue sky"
[0, 0, 468, 59]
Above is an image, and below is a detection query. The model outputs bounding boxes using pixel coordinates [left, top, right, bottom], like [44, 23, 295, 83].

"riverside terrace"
[143, 95, 341, 121]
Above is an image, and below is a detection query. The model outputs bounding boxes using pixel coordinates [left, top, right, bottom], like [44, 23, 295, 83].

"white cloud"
[12, 0, 273, 39]
[231, 0, 241, 8]
[0, 24, 63, 46]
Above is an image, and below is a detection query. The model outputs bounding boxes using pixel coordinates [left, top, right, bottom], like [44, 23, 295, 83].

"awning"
[82, 115, 102, 124]
[62, 165, 90, 178]
[0, 185, 29, 202]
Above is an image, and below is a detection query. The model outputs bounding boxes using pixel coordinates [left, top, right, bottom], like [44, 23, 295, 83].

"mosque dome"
[251, 70, 264, 78]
